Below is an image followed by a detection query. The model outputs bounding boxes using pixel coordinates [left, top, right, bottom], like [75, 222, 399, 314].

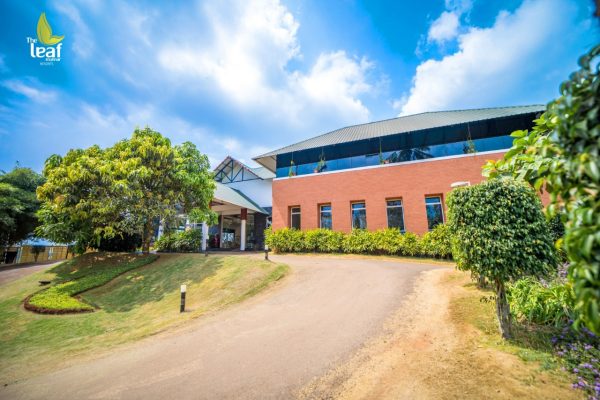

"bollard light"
[180, 284, 187, 313]
[264, 245, 269, 261]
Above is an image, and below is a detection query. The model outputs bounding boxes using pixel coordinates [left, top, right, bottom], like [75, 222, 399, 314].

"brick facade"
[272, 152, 504, 235]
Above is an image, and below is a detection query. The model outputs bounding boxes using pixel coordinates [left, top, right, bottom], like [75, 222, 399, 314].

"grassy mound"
[25, 253, 158, 314]
[1, 254, 288, 383]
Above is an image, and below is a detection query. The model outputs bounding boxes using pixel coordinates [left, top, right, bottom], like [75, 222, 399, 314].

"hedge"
[154, 229, 202, 252]
[265, 224, 452, 259]
[25, 254, 158, 314]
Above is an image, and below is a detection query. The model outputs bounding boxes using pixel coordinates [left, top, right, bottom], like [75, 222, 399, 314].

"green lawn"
[0, 253, 288, 383]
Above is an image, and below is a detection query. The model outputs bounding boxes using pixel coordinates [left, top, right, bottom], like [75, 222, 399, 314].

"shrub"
[154, 229, 202, 252]
[447, 178, 556, 338]
[420, 224, 452, 259]
[25, 254, 158, 313]
[265, 226, 453, 259]
[304, 229, 343, 252]
[508, 277, 575, 326]
[400, 232, 421, 257]
[372, 229, 403, 254]
[265, 227, 305, 253]
[342, 229, 375, 254]
[96, 232, 142, 252]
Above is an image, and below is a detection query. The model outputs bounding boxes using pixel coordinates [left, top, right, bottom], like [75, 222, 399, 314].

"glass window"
[425, 196, 444, 230]
[387, 199, 405, 232]
[290, 206, 301, 229]
[351, 202, 367, 229]
[320, 204, 332, 229]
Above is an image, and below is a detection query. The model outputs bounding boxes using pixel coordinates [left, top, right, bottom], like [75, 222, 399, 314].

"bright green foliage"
[372, 228, 404, 254]
[401, 232, 422, 257]
[421, 224, 453, 259]
[264, 228, 306, 253]
[482, 45, 600, 333]
[265, 226, 453, 259]
[447, 179, 556, 281]
[508, 277, 575, 326]
[154, 229, 202, 252]
[0, 167, 45, 246]
[36, 127, 215, 253]
[304, 229, 344, 252]
[26, 254, 157, 312]
[342, 229, 375, 254]
[447, 178, 556, 338]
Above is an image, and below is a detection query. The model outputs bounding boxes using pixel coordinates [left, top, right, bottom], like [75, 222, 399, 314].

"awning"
[213, 182, 269, 215]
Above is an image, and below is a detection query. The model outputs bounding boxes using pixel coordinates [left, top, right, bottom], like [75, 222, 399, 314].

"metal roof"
[214, 182, 269, 214]
[253, 105, 545, 170]
[249, 166, 275, 180]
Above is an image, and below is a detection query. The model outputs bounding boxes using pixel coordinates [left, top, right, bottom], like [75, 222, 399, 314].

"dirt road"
[0, 261, 61, 286]
[1, 255, 444, 400]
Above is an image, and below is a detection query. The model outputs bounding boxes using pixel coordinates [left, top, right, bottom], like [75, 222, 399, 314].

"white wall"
[226, 178, 272, 208]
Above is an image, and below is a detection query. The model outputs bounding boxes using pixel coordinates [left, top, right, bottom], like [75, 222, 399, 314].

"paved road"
[2, 255, 444, 400]
[0, 261, 61, 286]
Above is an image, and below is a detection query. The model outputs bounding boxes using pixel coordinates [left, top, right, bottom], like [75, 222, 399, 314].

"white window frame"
[386, 199, 405, 232]
[350, 202, 367, 229]
[319, 204, 332, 229]
[290, 206, 301, 229]
[425, 195, 445, 230]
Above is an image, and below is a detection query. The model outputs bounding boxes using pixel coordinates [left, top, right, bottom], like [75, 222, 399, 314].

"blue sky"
[0, 0, 597, 172]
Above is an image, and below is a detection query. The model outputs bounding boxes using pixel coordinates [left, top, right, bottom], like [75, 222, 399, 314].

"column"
[240, 208, 247, 251]
[201, 222, 208, 252]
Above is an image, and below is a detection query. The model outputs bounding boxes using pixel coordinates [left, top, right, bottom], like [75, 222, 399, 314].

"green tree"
[447, 179, 556, 338]
[483, 45, 600, 333]
[37, 127, 216, 254]
[0, 167, 45, 248]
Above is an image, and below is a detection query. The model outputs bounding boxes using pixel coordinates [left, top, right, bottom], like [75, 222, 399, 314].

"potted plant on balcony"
[288, 160, 296, 177]
[314, 151, 327, 173]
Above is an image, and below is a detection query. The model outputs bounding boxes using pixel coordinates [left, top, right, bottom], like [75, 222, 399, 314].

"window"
[320, 204, 332, 229]
[290, 206, 301, 229]
[425, 196, 444, 230]
[351, 202, 367, 229]
[387, 199, 405, 232]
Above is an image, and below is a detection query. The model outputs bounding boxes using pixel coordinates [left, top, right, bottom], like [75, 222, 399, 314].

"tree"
[447, 179, 556, 338]
[37, 127, 216, 254]
[0, 167, 45, 248]
[483, 45, 600, 333]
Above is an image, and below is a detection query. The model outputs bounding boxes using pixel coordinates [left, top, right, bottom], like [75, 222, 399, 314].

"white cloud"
[157, 0, 375, 127]
[428, 11, 460, 44]
[1, 80, 57, 103]
[400, 0, 579, 116]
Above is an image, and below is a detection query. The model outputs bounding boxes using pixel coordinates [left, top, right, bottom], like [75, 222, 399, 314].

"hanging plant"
[288, 160, 296, 177]
[315, 150, 326, 173]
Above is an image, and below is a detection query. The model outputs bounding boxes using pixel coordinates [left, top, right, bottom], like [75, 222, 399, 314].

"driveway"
[0, 261, 62, 286]
[2, 255, 446, 400]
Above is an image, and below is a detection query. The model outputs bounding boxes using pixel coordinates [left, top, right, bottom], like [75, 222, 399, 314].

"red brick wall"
[272, 152, 505, 235]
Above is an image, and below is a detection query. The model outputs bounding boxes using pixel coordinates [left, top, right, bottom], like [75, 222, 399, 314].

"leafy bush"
[342, 229, 375, 254]
[420, 224, 452, 259]
[372, 228, 403, 254]
[25, 254, 158, 313]
[400, 232, 421, 256]
[447, 178, 556, 338]
[96, 232, 142, 252]
[508, 277, 575, 326]
[553, 325, 600, 399]
[266, 226, 452, 259]
[264, 227, 305, 253]
[304, 229, 343, 252]
[154, 229, 202, 252]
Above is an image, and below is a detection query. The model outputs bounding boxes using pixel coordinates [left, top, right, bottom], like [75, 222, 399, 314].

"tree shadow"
[83, 254, 225, 312]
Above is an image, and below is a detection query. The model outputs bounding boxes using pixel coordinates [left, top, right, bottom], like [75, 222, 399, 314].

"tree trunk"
[495, 279, 512, 339]
[477, 275, 487, 289]
[142, 220, 153, 254]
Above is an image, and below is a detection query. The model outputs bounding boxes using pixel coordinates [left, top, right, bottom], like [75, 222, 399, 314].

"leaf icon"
[37, 12, 64, 46]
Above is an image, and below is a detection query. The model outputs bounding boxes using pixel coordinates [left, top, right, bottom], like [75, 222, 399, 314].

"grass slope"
[26, 253, 158, 313]
[0, 253, 288, 383]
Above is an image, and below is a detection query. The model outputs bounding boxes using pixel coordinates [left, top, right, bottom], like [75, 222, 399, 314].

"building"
[1, 238, 74, 265]
[252, 105, 544, 236]
[181, 157, 274, 252]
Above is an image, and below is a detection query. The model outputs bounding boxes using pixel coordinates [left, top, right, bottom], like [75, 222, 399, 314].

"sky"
[0, 0, 597, 172]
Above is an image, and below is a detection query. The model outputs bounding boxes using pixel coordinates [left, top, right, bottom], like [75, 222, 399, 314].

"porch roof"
[213, 182, 269, 215]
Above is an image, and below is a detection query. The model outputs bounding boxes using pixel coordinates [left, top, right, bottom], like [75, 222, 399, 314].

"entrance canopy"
[211, 182, 269, 215]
